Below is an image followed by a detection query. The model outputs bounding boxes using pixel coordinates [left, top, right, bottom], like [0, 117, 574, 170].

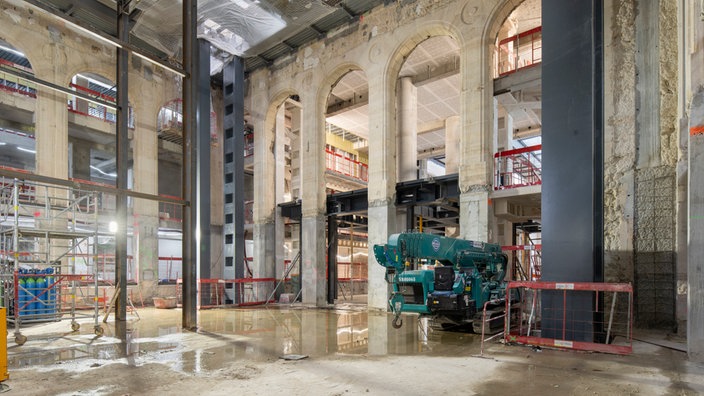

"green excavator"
[373, 232, 509, 332]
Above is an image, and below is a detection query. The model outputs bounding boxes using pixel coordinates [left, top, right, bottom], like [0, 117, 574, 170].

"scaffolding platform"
[0, 178, 103, 345]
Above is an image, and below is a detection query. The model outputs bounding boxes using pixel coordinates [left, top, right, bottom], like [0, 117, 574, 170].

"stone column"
[35, 90, 68, 179]
[459, 35, 491, 242]
[300, 92, 326, 306]
[251, 72, 276, 282]
[444, 108, 460, 238]
[367, 70, 397, 310]
[444, 115, 460, 174]
[132, 102, 160, 299]
[397, 76, 417, 182]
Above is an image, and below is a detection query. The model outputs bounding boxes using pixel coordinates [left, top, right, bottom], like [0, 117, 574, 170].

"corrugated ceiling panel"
[313, 8, 352, 32]
[258, 43, 292, 61]
[285, 27, 320, 48]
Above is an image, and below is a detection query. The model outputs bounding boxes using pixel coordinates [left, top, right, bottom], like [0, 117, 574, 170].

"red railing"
[244, 132, 254, 157]
[494, 144, 542, 190]
[67, 83, 134, 128]
[325, 149, 368, 183]
[497, 26, 542, 77]
[176, 277, 277, 309]
[159, 194, 183, 222]
[0, 59, 36, 98]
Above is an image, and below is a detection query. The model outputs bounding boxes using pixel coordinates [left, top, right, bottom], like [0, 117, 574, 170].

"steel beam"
[327, 215, 338, 303]
[196, 39, 211, 284]
[541, 0, 604, 341]
[114, 0, 129, 323]
[182, 0, 197, 330]
[222, 57, 246, 303]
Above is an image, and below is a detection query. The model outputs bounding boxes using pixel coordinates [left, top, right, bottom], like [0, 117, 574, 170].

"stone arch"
[264, 88, 299, 142]
[0, 35, 38, 76]
[383, 23, 464, 100]
[315, 62, 367, 134]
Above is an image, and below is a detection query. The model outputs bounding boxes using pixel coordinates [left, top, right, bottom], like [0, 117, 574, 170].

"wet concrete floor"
[4, 306, 704, 395]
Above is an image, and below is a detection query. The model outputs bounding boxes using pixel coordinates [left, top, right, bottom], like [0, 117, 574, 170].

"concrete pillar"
[132, 104, 159, 299]
[688, 90, 704, 362]
[252, 72, 276, 281]
[35, 88, 68, 180]
[459, 189, 490, 242]
[444, 115, 460, 174]
[300, 93, 326, 306]
[397, 76, 417, 182]
[367, 70, 397, 310]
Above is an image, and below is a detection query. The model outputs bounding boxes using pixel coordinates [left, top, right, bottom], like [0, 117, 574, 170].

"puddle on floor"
[7, 306, 485, 374]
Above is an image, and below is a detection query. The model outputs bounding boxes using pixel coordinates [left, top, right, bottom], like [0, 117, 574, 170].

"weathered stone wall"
[604, 0, 682, 330]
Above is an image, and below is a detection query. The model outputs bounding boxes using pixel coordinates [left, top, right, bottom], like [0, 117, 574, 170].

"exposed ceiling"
[20, 0, 389, 75]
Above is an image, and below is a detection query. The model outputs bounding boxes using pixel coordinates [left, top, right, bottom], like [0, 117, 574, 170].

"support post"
[182, 0, 197, 330]
[115, 0, 129, 323]
[541, 0, 604, 341]
[327, 215, 338, 304]
[222, 58, 246, 302]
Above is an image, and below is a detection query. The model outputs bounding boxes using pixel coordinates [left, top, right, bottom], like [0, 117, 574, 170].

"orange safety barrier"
[504, 281, 633, 355]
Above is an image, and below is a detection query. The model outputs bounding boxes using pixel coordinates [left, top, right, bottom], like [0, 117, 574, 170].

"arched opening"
[396, 35, 461, 236]
[490, 0, 542, 281]
[267, 94, 302, 300]
[0, 39, 36, 172]
[325, 69, 369, 304]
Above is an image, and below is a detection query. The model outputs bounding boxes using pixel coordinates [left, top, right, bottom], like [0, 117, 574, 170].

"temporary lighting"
[0, 45, 26, 58]
[16, 147, 36, 154]
[132, 51, 187, 78]
[109, 221, 118, 233]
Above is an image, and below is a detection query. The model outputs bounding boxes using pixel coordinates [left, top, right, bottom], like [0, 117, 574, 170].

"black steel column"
[541, 0, 604, 341]
[222, 58, 245, 303]
[115, 0, 129, 323]
[196, 39, 211, 286]
[327, 216, 338, 304]
[182, 0, 197, 330]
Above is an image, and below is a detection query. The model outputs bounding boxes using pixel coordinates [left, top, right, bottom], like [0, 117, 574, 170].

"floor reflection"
[7, 306, 484, 373]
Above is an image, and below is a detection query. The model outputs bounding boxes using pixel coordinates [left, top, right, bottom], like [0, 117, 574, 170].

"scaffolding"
[0, 178, 103, 345]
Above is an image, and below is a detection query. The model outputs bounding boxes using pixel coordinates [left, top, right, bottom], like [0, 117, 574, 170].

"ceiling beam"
[412, 58, 460, 87]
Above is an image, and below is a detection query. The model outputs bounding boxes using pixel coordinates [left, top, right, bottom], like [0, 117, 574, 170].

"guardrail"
[505, 281, 633, 355]
[497, 26, 542, 77]
[325, 149, 368, 183]
[68, 83, 135, 128]
[494, 144, 542, 190]
[176, 277, 276, 309]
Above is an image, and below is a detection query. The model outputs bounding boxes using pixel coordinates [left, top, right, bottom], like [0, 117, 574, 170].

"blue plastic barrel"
[45, 268, 55, 315]
[35, 276, 46, 314]
[26, 277, 37, 316]
[18, 278, 26, 316]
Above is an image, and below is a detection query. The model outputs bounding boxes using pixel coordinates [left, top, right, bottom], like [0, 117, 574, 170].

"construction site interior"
[0, 0, 704, 394]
